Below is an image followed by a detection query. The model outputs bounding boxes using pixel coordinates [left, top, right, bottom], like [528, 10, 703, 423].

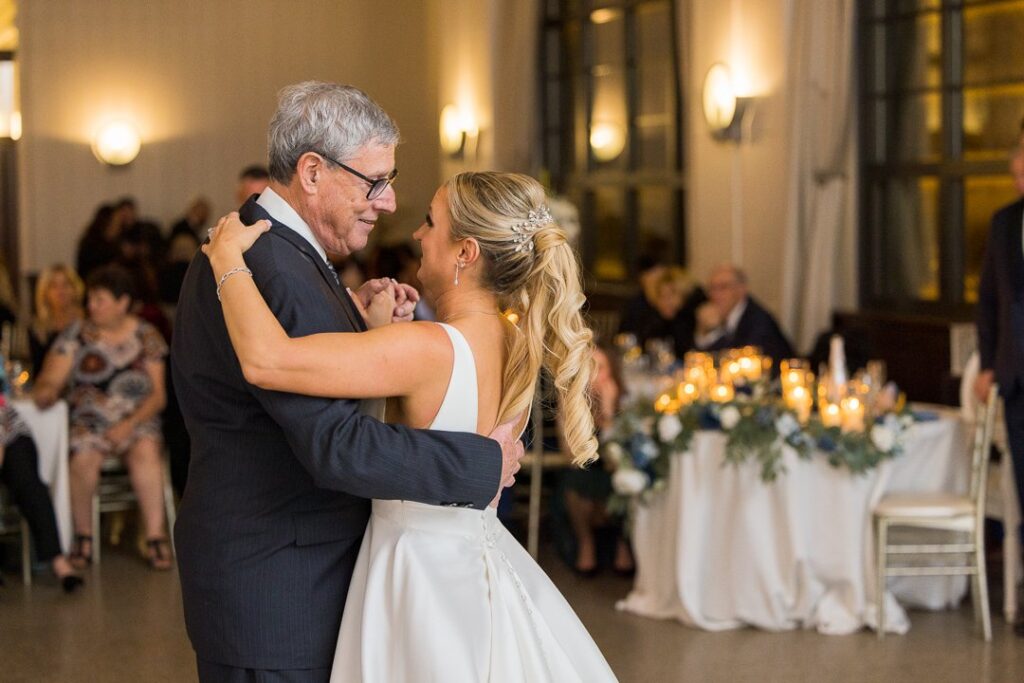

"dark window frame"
[858, 0, 1024, 319]
[540, 0, 686, 296]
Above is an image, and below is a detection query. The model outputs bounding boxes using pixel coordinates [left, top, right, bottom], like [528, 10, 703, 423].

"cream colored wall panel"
[686, 0, 790, 321]
[18, 0, 440, 270]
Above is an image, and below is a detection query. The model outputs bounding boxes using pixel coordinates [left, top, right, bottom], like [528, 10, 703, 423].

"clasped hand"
[349, 279, 419, 328]
[203, 212, 420, 325]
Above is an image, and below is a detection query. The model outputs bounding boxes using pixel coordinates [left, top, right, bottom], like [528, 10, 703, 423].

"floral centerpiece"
[606, 348, 915, 510]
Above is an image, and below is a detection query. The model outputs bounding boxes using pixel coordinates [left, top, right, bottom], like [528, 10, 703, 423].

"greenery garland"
[604, 395, 915, 512]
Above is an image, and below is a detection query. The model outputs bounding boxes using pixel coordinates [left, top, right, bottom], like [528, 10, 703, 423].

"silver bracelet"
[216, 267, 253, 302]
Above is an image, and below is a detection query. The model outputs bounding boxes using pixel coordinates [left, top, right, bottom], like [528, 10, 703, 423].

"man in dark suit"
[694, 263, 794, 362]
[172, 82, 522, 681]
[975, 117, 1024, 636]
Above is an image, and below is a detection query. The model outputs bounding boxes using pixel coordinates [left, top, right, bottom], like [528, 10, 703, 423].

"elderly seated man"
[694, 263, 794, 362]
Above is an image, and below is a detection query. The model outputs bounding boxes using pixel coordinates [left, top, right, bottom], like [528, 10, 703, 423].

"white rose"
[612, 468, 650, 496]
[657, 414, 684, 442]
[870, 424, 896, 452]
[775, 413, 800, 438]
[720, 405, 741, 430]
[604, 442, 625, 467]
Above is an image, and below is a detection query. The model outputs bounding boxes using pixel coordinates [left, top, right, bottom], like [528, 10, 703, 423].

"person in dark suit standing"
[975, 117, 1024, 637]
[171, 82, 523, 682]
[694, 263, 794, 362]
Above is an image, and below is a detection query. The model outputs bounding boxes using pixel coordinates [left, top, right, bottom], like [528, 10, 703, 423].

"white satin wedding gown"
[331, 323, 617, 682]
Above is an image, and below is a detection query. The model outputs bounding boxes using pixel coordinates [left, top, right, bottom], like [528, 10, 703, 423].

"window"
[540, 0, 685, 292]
[859, 0, 1024, 313]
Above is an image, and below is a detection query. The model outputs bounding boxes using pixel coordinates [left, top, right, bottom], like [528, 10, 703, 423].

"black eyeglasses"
[315, 151, 398, 200]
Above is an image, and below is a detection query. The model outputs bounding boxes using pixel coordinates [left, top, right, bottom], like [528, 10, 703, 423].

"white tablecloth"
[13, 399, 71, 553]
[616, 412, 971, 634]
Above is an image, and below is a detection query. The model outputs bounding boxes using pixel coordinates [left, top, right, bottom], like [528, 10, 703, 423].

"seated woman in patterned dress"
[32, 265, 171, 570]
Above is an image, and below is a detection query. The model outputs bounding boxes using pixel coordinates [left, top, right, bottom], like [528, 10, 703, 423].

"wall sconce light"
[439, 104, 478, 158]
[701, 63, 752, 142]
[589, 121, 626, 162]
[92, 120, 141, 165]
[0, 51, 21, 140]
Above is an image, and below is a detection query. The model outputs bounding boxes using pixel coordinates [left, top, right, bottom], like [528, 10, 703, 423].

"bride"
[205, 171, 617, 682]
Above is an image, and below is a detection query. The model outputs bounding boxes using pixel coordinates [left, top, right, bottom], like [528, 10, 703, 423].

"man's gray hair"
[267, 82, 400, 183]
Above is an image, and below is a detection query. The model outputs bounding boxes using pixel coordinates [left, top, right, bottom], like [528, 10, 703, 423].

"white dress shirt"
[256, 187, 329, 265]
[695, 297, 749, 349]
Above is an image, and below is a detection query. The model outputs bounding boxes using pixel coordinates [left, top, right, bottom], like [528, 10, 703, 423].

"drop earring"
[454, 260, 464, 286]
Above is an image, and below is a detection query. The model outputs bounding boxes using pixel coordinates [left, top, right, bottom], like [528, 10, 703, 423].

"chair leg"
[876, 517, 887, 639]
[91, 493, 101, 565]
[20, 518, 32, 587]
[1006, 526, 1020, 623]
[162, 459, 177, 559]
[976, 541, 992, 642]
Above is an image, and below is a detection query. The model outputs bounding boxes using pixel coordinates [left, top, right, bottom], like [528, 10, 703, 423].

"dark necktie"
[324, 259, 341, 286]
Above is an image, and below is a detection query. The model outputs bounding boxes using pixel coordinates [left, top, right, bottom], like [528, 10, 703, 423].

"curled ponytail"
[445, 172, 597, 466]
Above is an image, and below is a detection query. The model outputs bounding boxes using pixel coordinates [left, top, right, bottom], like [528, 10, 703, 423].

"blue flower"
[698, 407, 721, 430]
[629, 434, 658, 466]
[817, 434, 837, 452]
[755, 406, 774, 427]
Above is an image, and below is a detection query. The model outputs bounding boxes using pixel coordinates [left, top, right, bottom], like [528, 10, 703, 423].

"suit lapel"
[238, 199, 366, 331]
[1008, 200, 1024, 296]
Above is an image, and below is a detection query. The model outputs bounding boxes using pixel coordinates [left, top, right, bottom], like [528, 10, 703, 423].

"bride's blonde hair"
[444, 172, 597, 466]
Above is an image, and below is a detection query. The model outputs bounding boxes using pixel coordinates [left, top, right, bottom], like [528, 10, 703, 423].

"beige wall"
[17, 0, 441, 271]
[685, 0, 792, 319]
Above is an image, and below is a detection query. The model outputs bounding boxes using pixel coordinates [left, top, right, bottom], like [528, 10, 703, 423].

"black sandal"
[145, 538, 173, 571]
[70, 534, 93, 569]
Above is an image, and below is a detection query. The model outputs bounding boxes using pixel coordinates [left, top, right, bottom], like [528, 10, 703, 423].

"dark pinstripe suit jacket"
[171, 197, 502, 670]
[978, 197, 1024, 399]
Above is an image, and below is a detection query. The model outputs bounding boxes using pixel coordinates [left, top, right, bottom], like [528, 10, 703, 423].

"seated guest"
[619, 265, 706, 359]
[694, 263, 794, 362]
[555, 345, 634, 576]
[115, 197, 165, 265]
[168, 196, 212, 240]
[30, 264, 85, 373]
[32, 265, 172, 570]
[0, 250, 16, 326]
[76, 204, 123, 281]
[0, 405, 84, 592]
[158, 230, 201, 307]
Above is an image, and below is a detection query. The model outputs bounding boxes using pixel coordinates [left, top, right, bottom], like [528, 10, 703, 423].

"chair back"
[970, 384, 999, 521]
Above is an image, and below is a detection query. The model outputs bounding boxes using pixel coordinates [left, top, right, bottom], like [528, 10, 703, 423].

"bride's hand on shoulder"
[349, 282, 397, 329]
[201, 212, 272, 268]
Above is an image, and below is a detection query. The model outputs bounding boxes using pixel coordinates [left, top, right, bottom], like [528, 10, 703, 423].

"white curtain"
[490, 0, 540, 173]
[780, 0, 857, 354]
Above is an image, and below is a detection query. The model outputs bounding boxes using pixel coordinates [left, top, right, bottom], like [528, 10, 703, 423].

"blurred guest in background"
[619, 264, 705, 359]
[76, 204, 123, 281]
[0, 250, 16, 326]
[118, 252, 172, 342]
[116, 197, 165, 265]
[235, 164, 270, 206]
[30, 264, 85, 373]
[32, 265, 172, 570]
[373, 242, 434, 320]
[695, 263, 793, 362]
[975, 116, 1024, 637]
[0, 407, 84, 592]
[553, 344, 633, 577]
[336, 255, 368, 293]
[159, 230, 201, 307]
[169, 196, 212, 240]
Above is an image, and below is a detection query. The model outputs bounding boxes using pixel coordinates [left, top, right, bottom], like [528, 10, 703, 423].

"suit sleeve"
[246, 264, 502, 509]
[976, 216, 999, 372]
